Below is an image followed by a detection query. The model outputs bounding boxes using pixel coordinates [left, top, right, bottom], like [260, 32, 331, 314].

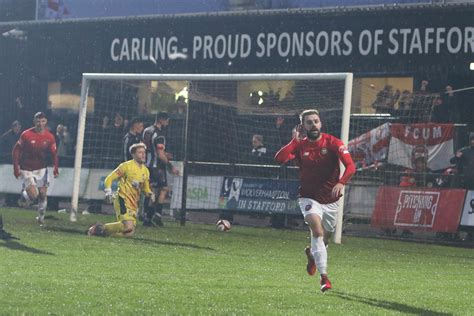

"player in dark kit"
[122, 117, 144, 161]
[12, 112, 59, 225]
[275, 109, 355, 293]
[142, 112, 178, 226]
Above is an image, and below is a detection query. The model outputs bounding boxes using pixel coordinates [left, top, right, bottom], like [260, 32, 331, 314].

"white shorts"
[298, 197, 339, 233]
[20, 168, 49, 189]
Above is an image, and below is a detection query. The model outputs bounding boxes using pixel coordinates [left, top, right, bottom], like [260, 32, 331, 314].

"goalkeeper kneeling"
[87, 143, 154, 237]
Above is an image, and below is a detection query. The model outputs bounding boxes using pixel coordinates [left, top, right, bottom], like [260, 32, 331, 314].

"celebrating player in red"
[275, 109, 355, 293]
[12, 112, 59, 225]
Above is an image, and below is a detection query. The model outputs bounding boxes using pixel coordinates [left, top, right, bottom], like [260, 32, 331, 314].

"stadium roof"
[0, 2, 473, 28]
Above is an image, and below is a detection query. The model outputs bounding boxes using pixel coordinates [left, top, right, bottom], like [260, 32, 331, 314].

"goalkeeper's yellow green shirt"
[104, 160, 152, 211]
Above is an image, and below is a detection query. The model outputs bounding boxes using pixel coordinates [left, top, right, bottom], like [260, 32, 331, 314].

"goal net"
[346, 78, 468, 242]
[69, 72, 469, 243]
[71, 73, 353, 243]
[69, 73, 466, 243]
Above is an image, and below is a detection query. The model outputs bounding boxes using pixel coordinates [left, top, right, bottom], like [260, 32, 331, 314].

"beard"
[307, 128, 320, 140]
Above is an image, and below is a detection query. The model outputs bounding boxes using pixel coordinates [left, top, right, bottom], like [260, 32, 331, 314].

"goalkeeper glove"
[104, 188, 114, 204]
[148, 192, 156, 203]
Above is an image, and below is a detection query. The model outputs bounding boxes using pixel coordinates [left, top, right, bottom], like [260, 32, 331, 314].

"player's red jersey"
[275, 133, 356, 204]
[12, 127, 58, 171]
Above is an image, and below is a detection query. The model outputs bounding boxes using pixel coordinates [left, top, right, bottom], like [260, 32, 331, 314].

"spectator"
[169, 96, 187, 116]
[419, 79, 429, 93]
[434, 167, 457, 188]
[399, 157, 434, 188]
[56, 124, 72, 166]
[11, 97, 30, 128]
[89, 115, 111, 168]
[107, 112, 126, 166]
[251, 134, 268, 161]
[0, 120, 22, 163]
[430, 85, 461, 124]
[266, 116, 292, 157]
[94, 115, 110, 164]
[410, 80, 433, 122]
[396, 89, 414, 123]
[0, 120, 22, 206]
[266, 88, 281, 107]
[450, 132, 474, 190]
[441, 85, 461, 124]
[112, 112, 125, 135]
[371, 86, 388, 113]
[371, 85, 400, 114]
[386, 88, 400, 114]
[101, 115, 110, 130]
[398, 90, 413, 112]
[122, 117, 144, 161]
[430, 95, 449, 123]
[280, 89, 295, 107]
[399, 146, 436, 188]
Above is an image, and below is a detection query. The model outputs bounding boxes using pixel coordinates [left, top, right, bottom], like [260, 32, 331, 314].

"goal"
[70, 73, 354, 244]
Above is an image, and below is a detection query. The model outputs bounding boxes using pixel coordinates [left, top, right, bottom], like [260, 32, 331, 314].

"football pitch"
[1, 207, 473, 315]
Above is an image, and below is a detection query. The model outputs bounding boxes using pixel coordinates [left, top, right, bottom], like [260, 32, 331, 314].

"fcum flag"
[388, 123, 454, 171]
[348, 122, 390, 169]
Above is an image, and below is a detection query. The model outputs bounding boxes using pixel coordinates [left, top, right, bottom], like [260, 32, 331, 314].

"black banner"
[3, 6, 474, 78]
[97, 7, 474, 74]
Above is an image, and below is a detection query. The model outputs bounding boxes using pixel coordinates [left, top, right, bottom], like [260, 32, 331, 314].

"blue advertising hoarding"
[219, 177, 300, 214]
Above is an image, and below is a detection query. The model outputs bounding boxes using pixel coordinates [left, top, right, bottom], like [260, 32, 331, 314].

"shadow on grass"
[44, 215, 60, 221]
[0, 239, 55, 256]
[46, 225, 86, 235]
[331, 290, 452, 315]
[132, 237, 215, 251]
[45, 226, 215, 251]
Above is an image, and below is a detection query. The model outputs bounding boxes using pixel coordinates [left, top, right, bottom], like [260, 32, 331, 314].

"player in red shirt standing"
[12, 112, 59, 225]
[275, 109, 355, 293]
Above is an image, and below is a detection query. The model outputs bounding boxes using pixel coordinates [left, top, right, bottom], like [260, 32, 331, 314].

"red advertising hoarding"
[371, 186, 466, 233]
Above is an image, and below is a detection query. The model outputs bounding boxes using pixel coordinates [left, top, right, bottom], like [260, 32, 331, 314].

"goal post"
[71, 72, 354, 244]
[70, 76, 90, 222]
[335, 72, 353, 244]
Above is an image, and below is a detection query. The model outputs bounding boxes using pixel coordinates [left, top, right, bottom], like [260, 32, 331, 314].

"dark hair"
[155, 112, 169, 122]
[129, 117, 143, 126]
[299, 109, 320, 123]
[34, 112, 47, 120]
[11, 120, 21, 128]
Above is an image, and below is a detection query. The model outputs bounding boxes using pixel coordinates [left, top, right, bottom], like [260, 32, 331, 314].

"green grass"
[0, 207, 473, 315]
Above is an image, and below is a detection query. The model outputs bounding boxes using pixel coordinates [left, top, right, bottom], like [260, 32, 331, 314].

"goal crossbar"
[82, 72, 352, 81]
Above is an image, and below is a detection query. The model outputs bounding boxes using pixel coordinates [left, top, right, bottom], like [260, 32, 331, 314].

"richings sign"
[394, 190, 440, 228]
